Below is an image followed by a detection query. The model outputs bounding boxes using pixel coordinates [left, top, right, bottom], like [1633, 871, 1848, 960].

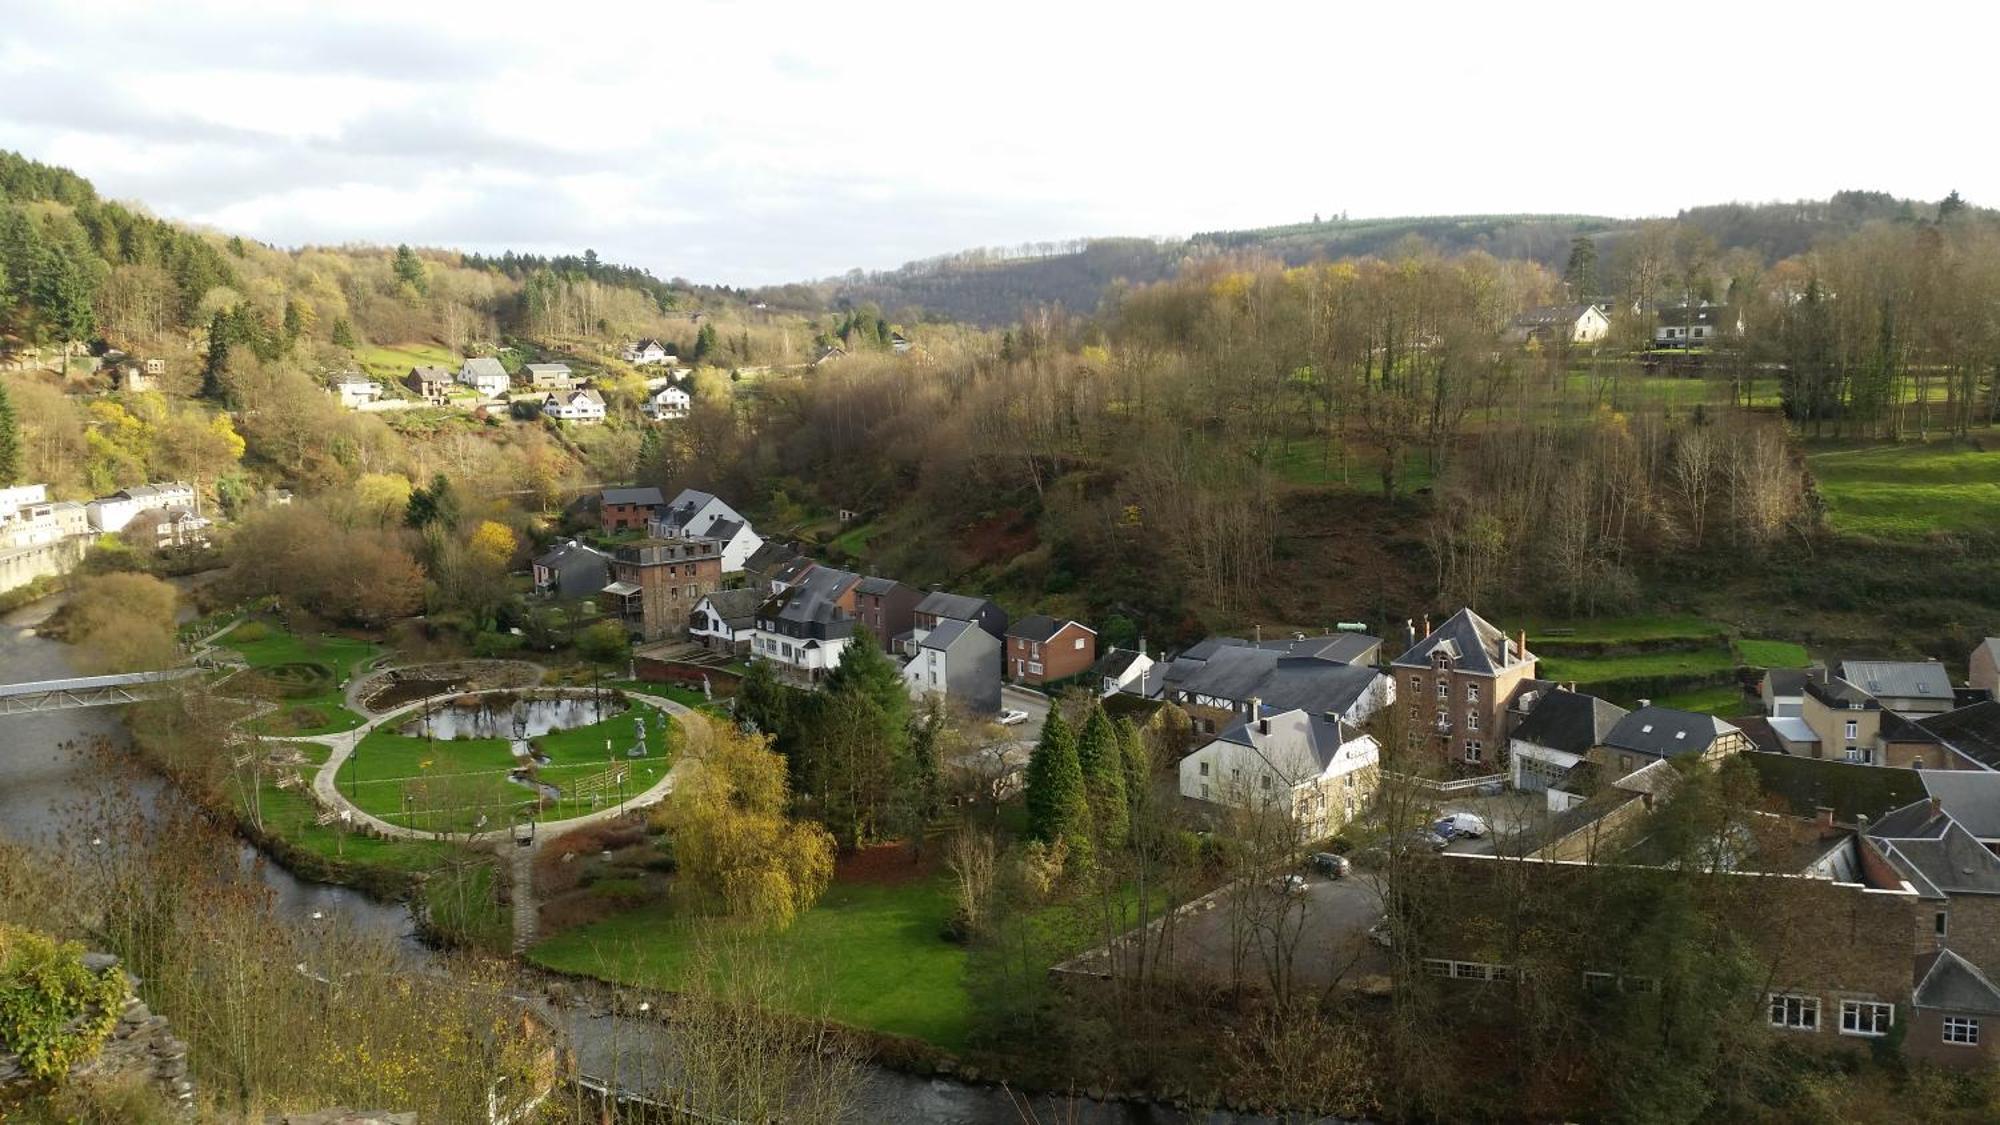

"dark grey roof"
[1657, 304, 1734, 328]
[1841, 660, 1953, 703]
[698, 586, 766, 626]
[1882, 710, 1944, 747]
[461, 356, 507, 378]
[920, 618, 974, 653]
[1511, 688, 1628, 756]
[1255, 633, 1379, 664]
[1391, 608, 1524, 676]
[704, 517, 745, 544]
[744, 540, 800, 576]
[601, 487, 666, 507]
[1764, 668, 1807, 697]
[533, 540, 605, 569]
[855, 575, 904, 596]
[1921, 702, 2000, 770]
[1600, 706, 1738, 759]
[916, 590, 993, 621]
[1803, 668, 1876, 710]
[797, 565, 859, 600]
[772, 556, 820, 585]
[1920, 771, 2000, 840]
[1914, 950, 2000, 1015]
[1092, 648, 1147, 679]
[408, 365, 452, 382]
[1212, 708, 1365, 778]
[1867, 799, 2000, 897]
[758, 578, 855, 633]
[1008, 614, 1059, 642]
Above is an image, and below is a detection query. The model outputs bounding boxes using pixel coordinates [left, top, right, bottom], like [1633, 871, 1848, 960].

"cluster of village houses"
[0, 480, 217, 593]
[1505, 298, 1744, 348]
[329, 340, 694, 422]
[537, 500, 2000, 1065]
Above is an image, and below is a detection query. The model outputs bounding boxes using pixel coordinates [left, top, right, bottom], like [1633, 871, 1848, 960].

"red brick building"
[1390, 608, 1537, 773]
[1004, 615, 1097, 686]
[599, 486, 666, 534]
[598, 535, 720, 642]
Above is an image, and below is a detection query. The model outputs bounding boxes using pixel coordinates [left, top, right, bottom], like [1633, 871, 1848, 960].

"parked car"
[996, 709, 1030, 726]
[1435, 812, 1490, 839]
[1308, 852, 1351, 878]
[1269, 874, 1309, 897]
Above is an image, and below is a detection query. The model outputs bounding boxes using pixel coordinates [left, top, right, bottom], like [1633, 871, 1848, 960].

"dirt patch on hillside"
[958, 511, 1039, 571]
[1255, 489, 1431, 634]
[836, 840, 942, 886]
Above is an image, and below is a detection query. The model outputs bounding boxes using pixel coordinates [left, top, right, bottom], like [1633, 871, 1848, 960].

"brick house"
[1004, 615, 1096, 686]
[851, 576, 920, 652]
[599, 487, 666, 534]
[597, 535, 720, 642]
[1390, 609, 1538, 772]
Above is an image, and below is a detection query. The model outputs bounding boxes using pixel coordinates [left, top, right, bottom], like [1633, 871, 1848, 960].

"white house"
[1508, 304, 1609, 345]
[623, 339, 676, 366]
[689, 588, 764, 655]
[543, 387, 607, 423]
[458, 356, 511, 398]
[85, 482, 198, 534]
[330, 373, 383, 409]
[651, 489, 764, 573]
[643, 385, 691, 420]
[1654, 303, 1742, 348]
[1091, 646, 1158, 698]
[902, 618, 1003, 715]
[747, 570, 858, 685]
[1178, 707, 1381, 841]
[0, 486, 88, 551]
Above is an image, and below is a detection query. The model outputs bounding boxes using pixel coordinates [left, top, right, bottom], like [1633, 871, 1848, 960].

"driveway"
[1437, 789, 1552, 856]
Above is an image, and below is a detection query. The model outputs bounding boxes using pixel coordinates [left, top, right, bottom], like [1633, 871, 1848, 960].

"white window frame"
[1838, 1000, 1893, 1038]
[1945, 1016, 1981, 1046]
[1768, 993, 1819, 1031]
[1464, 740, 1483, 763]
[1846, 720, 1859, 740]
[1436, 679, 1448, 700]
[1466, 682, 1479, 704]
[1423, 958, 1513, 982]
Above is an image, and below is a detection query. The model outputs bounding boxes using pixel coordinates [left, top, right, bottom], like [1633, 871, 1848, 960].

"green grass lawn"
[1651, 684, 1753, 717]
[831, 520, 877, 557]
[336, 703, 674, 832]
[1735, 638, 1809, 669]
[237, 763, 463, 875]
[218, 620, 380, 735]
[354, 341, 460, 382]
[1807, 440, 2000, 539]
[1537, 645, 1736, 687]
[1524, 614, 1725, 645]
[530, 877, 972, 1048]
[1266, 439, 1434, 492]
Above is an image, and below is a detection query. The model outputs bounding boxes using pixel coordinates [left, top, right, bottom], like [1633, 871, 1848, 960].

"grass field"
[354, 341, 460, 382]
[1807, 440, 2000, 539]
[831, 520, 877, 557]
[219, 621, 379, 735]
[1524, 615, 1724, 645]
[1651, 684, 1754, 717]
[1267, 439, 1435, 493]
[1536, 645, 1736, 687]
[1736, 638, 1809, 669]
[336, 703, 673, 832]
[236, 745, 464, 875]
[530, 877, 973, 1048]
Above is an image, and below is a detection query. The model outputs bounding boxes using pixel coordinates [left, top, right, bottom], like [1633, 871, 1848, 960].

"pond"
[398, 694, 614, 743]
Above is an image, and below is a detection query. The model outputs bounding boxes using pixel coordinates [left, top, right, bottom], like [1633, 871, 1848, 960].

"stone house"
[405, 365, 453, 403]
[1390, 609, 1538, 772]
[598, 535, 720, 642]
[599, 487, 666, 534]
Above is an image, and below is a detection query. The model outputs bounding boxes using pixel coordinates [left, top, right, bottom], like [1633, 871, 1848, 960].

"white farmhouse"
[85, 482, 198, 533]
[623, 339, 676, 366]
[330, 372, 383, 409]
[1179, 706, 1381, 841]
[650, 489, 764, 573]
[458, 356, 511, 398]
[543, 387, 607, 423]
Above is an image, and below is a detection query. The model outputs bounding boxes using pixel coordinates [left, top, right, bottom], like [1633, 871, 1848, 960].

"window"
[1466, 683, 1479, 705]
[1937, 911, 1949, 937]
[1846, 720, 1859, 740]
[1200, 783, 1210, 799]
[1423, 959, 1513, 981]
[1409, 706, 1419, 722]
[1074, 637, 1085, 650]
[1199, 762, 1210, 777]
[1467, 710, 1481, 732]
[1768, 994, 1819, 1031]
[1945, 1016, 1981, 1046]
[1260, 775, 1272, 790]
[1583, 971, 1615, 993]
[1464, 740, 1483, 762]
[1436, 680, 1448, 700]
[1620, 754, 1634, 773]
[1231, 768, 1241, 785]
[1031, 642, 1041, 658]
[1839, 1001, 1893, 1038]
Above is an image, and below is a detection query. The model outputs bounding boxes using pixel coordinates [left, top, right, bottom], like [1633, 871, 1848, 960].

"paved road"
[1162, 867, 1390, 993]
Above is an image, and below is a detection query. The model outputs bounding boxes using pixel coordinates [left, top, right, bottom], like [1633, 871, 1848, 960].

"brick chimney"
[1815, 806, 1836, 834]
[1517, 630, 1528, 664]
[1421, 614, 1431, 638]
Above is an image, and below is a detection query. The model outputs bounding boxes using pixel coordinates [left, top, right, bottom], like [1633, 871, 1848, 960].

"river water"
[0, 596, 1261, 1124]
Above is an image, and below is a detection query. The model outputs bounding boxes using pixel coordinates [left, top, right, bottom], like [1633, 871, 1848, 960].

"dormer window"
[1433, 651, 1452, 671]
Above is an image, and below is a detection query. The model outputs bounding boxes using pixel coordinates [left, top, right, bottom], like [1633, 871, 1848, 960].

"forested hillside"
[790, 191, 1976, 326]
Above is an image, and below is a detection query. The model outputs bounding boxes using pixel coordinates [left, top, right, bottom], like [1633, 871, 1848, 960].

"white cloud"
[0, 0, 1992, 284]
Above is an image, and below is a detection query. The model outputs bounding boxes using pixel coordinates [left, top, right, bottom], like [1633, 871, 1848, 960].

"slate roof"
[1210, 708, 1370, 783]
[1914, 949, 2000, 1015]
[696, 587, 765, 627]
[1511, 688, 1628, 756]
[1007, 614, 1092, 642]
[920, 618, 975, 653]
[1921, 701, 2000, 770]
[601, 487, 666, 507]
[1841, 660, 1953, 704]
[704, 517, 745, 544]
[524, 363, 571, 377]
[1256, 633, 1380, 664]
[533, 539, 606, 570]
[1656, 304, 1734, 328]
[1920, 771, 2000, 840]
[1391, 608, 1526, 676]
[917, 590, 993, 622]
[1881, 709, 1944, 746]
[771, 556, 820, 587]
[743, 540, 803, 579]
[1092, 648, 1148, 680]
[855, 575, 902, 596]
[1803, 668, 1876, 710]
[461, 356, 507, 378]
[1600, 706, 1739, 760]
[1764, 667, 1807, 697]
[408, 365, 452, 383]
[1866, 798, 2000, 898]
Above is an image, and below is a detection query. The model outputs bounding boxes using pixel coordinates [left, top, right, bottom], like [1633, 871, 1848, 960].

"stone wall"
[0, 953, 194, 1112]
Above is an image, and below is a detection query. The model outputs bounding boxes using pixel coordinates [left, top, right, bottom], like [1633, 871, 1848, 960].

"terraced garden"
[1528, 616, 1806, 716]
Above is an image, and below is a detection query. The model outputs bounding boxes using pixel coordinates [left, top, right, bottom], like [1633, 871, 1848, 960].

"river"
[0, 595, 1263, 1124]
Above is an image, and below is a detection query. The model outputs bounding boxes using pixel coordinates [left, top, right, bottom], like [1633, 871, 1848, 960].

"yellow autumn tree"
[466, 519, 518, 570]
[655, 725, 835, 928]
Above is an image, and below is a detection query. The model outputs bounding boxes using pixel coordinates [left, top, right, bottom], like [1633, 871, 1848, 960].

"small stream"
[0, 592, 1267, 1124]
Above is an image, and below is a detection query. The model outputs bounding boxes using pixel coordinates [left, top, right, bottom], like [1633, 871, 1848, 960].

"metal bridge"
[0, 668, 206, 716]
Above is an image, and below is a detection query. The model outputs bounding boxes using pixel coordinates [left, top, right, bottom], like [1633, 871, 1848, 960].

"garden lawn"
[219, 620, 380, 735]
[336, 704, 673, 832]
[1736, 638, 1809, 669]
[1536, 645, 1736, 687]
[1651, 684, 1753, 717]
[1807, 441, 2000, 540]
[354, 341, 459, 382]
[240, 763, 462, 875]
[529, 877, 973, 1048]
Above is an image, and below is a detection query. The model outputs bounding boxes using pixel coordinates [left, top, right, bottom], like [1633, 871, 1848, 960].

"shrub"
[0, 925, 127, 1081]
[228, 619, 271, 644]
[472, 631, 525, 658]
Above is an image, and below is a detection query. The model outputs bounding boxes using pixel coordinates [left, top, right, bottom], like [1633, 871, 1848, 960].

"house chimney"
[1138, 636, 1147, 657]
[1816, 806, 1836, 833]
[1931, 796, 1944, 819]
[1421, 614, 1431, 638]
[1253, 624, 1261, 643]
[1518, 630, 1528, 663]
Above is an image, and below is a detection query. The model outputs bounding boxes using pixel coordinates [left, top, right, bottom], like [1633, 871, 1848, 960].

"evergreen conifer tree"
[1024, 710, 1090, 855]
[1076, 705, 1128, 848]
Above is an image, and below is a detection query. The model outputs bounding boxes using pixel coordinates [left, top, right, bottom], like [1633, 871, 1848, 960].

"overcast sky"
[0, 1, 1990, 286]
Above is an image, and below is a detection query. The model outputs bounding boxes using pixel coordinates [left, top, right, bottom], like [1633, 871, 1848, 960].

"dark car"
[1309, 852, 1352, 878]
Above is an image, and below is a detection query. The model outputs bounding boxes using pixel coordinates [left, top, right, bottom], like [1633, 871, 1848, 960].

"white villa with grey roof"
[649, 489, 764, 573]
[458, 356, 511, 397]
[1179, 706, 1381, 840]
